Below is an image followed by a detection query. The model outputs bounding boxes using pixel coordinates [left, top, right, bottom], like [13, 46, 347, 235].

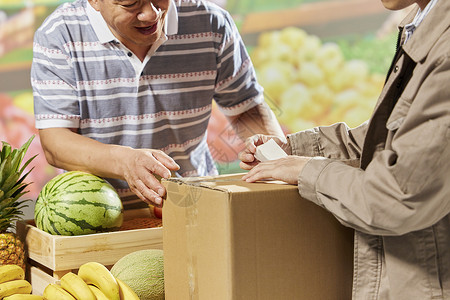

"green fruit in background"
[110, 249, 164, 300]
[34, 171, 123, 236]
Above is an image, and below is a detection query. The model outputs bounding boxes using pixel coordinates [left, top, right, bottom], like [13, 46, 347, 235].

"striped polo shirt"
[32, 0, 264, 201]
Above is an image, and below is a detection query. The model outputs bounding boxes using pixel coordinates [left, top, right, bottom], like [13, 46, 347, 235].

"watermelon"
[34, 171, 123, 236]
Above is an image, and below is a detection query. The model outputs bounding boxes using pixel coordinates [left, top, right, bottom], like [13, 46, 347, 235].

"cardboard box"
[162, 173, 354, 300]
[16, 208, 163, 295]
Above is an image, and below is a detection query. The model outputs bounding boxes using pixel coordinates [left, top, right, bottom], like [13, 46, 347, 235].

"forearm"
[227, 102, 285, 142]
[39, 128, 128, 179]
[289, 122, 367, 159]
[300, 152, 449, 236]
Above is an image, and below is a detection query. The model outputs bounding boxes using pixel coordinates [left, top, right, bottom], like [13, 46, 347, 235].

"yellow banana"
[116, 278, 140, 300]
[60, 272, 96, 300]
[0, 279, 32, 298]
[42, 284, 76, 300]
[3, 295, 45, 300]
[78, 262, 120, 300]
[0, 265, 25, 284]
[87, 285, 110, 300]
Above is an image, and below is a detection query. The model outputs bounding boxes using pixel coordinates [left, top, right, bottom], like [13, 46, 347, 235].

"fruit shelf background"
[0, 0, 413, 219]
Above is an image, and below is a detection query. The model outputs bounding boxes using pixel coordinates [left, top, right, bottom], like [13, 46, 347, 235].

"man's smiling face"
[89, 0, 170, 53]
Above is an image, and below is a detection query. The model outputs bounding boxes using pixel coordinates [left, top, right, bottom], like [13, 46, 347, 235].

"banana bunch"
[0, 265, 39, 299]
[43, 262, 139, 300]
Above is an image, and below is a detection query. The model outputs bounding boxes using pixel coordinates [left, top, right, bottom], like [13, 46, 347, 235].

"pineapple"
[0, 136, 36, 270]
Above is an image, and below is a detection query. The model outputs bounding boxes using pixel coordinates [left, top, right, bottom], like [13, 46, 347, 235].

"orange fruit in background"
[206, 103, 244, 163]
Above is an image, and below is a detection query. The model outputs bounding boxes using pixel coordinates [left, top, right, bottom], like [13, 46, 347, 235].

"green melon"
[34, 171, 123, 236]
[110, 249, 164, 300]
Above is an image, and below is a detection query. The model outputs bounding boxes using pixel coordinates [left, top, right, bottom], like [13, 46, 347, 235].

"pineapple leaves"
[0, 136, 36, 232]
[0, 141, 11, 161]
[1, 173, 20, 196]
[0, 136, 35, 190]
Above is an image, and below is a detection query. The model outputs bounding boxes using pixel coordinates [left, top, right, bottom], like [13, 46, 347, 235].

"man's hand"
[120, 148, 180, 207]
[241, 155, 311, 185]
[238, 134, 291, 170]
[39, 128, 180, 207]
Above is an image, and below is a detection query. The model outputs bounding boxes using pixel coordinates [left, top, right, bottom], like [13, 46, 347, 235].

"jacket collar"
[400, 0, 450, 62]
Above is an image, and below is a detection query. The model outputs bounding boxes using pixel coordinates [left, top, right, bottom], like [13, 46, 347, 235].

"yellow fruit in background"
[279, 84, 324, 123]
[315, 43, 345, 77]
[13, 92, 34, 115]
[288, 119, 316, 133]
[360, 73, 385, 97]
[315, 42, 343, 62]
[354, 79, 383, 100]
[341, 60, 370, 86]
[296, 62, 325, 87]
[294, 35, 322, 63]
[265, 43, 295, 64]
[257, 61, 295, 102]
[257, 31, 281, 48]
[251, 26, 385, 131]
[334, 89, 361, 110]
[0, 0, 21, 4]
[327, 60, 369, 92]
[310, 84, 334, 108]
[343, 105, 373, 128]
[326, 89, 360, 123]
[279, 27, 307, 51]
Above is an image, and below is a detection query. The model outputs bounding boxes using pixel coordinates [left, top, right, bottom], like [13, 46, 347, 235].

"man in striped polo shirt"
[31, 0, 284, 209]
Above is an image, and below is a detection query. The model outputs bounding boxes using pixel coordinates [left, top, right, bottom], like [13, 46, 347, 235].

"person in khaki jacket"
[239, 0, 449, 299]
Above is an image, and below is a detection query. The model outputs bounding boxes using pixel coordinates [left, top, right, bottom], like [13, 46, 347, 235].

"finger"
[146, 156, 176, 179]
[243, 170, 269, 182]
[132, 179, 165, 207]
[241, 166, 261, 181]
[244, 135, 261, 152]
[238, 151, 255, 163]
[152, 151, 180, 171]
[140, 173, 167, 197]
[242, 163, 275, 182]
[239, 160, 258, 170]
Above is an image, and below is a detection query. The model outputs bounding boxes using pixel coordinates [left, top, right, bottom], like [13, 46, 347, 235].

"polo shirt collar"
[86, 0, 179, 44]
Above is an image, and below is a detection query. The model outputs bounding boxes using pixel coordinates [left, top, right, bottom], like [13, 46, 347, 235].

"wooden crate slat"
[17, 208, 163, 271]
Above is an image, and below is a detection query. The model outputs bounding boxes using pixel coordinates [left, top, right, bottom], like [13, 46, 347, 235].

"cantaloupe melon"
[110, 249, 164, 300]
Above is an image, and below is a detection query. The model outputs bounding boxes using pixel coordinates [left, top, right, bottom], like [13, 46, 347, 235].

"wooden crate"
[16, 208, 163, 295]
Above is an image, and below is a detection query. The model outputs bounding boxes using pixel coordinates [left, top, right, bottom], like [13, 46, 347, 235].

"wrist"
[109, 145, 133, 179]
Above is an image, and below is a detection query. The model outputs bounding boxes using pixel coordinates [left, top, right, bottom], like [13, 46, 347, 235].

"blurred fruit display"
[205, 0, 403, 167]
[0, 0, 402, 175]
[252, 26, 388, 133]
[0, 92, 62, 200]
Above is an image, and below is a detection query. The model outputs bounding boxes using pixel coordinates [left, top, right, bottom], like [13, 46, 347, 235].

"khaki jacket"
[288, 1, 450, 299]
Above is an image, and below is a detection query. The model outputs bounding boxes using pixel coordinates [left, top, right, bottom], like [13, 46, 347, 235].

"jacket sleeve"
[288, 121, 367, 161]
[296, 47, 450, 236]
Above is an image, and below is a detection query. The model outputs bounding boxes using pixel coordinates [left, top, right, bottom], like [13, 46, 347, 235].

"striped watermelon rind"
[34, 171, 124, 236]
